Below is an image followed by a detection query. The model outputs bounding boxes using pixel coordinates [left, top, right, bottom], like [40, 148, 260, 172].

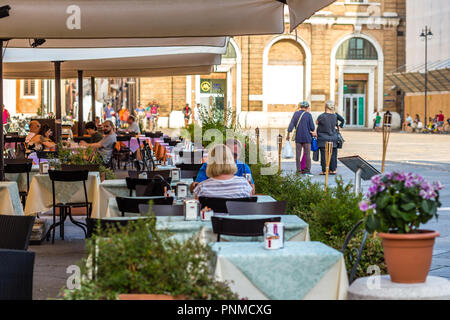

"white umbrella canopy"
[3, 64, 214, 79]
[2, 45, 225, 78]
[0, 0, 335, 38]
[5, 37, 228, 48]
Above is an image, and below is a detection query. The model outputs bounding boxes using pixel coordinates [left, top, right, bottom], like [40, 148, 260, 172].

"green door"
[358, 96, 365, 126]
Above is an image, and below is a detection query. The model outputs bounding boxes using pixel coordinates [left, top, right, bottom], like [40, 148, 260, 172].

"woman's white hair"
[325, 100, 335, 111]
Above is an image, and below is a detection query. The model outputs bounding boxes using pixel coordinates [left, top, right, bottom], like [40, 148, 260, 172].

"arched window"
[336, 37, 378, 60]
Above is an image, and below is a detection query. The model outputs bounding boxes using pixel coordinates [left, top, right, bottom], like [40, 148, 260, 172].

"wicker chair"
[211, 216, 281, 242]
[0, 215, 35, 251]
[0, 249, 35, 300]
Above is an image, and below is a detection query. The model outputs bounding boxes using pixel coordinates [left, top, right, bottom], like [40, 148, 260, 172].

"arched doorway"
[330, 33, 384, 127]
[263, 36, 311, 112]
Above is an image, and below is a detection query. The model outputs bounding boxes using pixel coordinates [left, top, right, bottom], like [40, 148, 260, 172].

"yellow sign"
[200, 81, 211, 92]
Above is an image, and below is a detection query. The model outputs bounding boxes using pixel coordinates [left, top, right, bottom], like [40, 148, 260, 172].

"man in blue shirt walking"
[286, 101, 316, 176]
[190, 138, 255, 193]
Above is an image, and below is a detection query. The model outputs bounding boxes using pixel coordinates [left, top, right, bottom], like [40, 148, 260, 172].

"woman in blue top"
[190, 139, 254, 193]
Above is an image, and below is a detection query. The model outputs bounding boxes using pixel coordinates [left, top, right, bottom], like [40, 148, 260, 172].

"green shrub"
[62, 217, 237, 300]
[251, 169, 387, 278]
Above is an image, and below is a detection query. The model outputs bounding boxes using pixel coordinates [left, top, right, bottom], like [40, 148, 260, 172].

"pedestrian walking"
[316, 101, 344, 175]
[286, 101, 316, 176]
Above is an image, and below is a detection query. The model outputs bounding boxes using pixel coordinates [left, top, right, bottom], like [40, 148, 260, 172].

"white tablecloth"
[93, 178, 194, 219]
[24, 172, 100, 215]
[0, 181, 24, 215]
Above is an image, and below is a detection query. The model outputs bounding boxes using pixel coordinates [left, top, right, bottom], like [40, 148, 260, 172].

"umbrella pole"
[0, 39, 4, 181]
[78, 70, 84, 136]
[91, 77, 96, 122]
[54, 61, 62, 143]
[324, 141, 333, 191]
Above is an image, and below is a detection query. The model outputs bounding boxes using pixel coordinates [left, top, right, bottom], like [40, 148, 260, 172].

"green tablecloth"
[211, 242, 347, 300]
[5, 165, 40, 193]
[0, 181, 24, 215]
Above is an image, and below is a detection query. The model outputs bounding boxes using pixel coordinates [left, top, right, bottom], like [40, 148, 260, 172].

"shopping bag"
[311, 137, 319, 152]
[281, 142, 294, 159]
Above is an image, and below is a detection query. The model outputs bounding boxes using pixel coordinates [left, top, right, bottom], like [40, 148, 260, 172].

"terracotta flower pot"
[379, 230, 440, 283]
[118, 294, 185, 300]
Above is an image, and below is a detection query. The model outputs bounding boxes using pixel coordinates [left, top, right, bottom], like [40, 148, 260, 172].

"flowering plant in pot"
[360, 172, 443, 283]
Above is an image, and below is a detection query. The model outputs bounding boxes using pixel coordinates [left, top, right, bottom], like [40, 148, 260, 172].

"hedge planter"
[379, 230, 440, 283]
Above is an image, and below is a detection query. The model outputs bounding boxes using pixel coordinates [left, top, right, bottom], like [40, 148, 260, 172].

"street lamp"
[419, 26, 433, 128]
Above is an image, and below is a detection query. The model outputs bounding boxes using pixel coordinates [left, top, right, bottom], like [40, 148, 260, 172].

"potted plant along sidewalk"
[62, 216, 237, 300]
[361, 172, 443, 283]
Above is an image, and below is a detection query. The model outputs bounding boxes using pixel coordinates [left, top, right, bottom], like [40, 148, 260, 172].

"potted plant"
[361, 172, 443, 283]
[56, 146, 116, 181]
[62, 217, 237, 300]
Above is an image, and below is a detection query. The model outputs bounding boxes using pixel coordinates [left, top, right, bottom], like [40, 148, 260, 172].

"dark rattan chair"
[114, 135, 132, 170]
[341, 219, 369, 284]
[0, 249, 35, 300]
[46, 170, 91, 244]
[176, 163, 203, 171]
[198, 196, 258, 214]
[4, 159, 33, 207]
[226, 201, 287, 216]
[180, 170, 198, 180]
[138, 204, 184, 216]
[211, 216, 281, 242]
[0, 215, 35, 250]
[36, 151, 58, 163]
[178, 150, 204, 164]
[116, 196, 174, 216]
[127, 170, 171, 179]
[126, 176, 171, 197]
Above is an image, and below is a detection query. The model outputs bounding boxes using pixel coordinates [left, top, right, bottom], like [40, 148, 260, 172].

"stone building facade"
[140, 0, 406, 129]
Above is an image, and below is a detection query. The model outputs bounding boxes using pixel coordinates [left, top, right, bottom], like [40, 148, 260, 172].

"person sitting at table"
[27, 124, 56, 151]
[25, 120, 41, 144]
[126, 115, 141, 135]
[190, 138, 254, 193]
[80, 120, 117, 164]
[194, 144, 254, 198]
[85, 121, 103, 143]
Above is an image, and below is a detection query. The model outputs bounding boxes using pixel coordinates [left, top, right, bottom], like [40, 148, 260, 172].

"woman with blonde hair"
[194, 144, 253, 198]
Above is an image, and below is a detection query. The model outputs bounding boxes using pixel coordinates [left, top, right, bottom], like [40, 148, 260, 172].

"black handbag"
[336, 128, 344, 149]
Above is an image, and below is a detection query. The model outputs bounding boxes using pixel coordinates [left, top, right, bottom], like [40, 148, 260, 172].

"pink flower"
[359, 201, 369, 212]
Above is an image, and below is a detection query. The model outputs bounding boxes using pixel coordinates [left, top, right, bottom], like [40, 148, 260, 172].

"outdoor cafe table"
[24, 172, 100, 215]
[99, 214, 309, 244]
[0, 181, 24, 215]
[91, 177, 194, 219]
[211, 242, 348, 300]
[156, 214, 309, 243]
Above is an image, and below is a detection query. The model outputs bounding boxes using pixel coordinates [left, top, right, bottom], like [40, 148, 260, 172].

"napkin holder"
[171, 168, 181, 182]
[175, 182, 188, 199]
[39, 162, 49, 174]
[184, 199, 199, 221]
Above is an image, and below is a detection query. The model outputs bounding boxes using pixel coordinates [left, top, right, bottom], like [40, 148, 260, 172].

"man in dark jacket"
[286, 101, 316, 175]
